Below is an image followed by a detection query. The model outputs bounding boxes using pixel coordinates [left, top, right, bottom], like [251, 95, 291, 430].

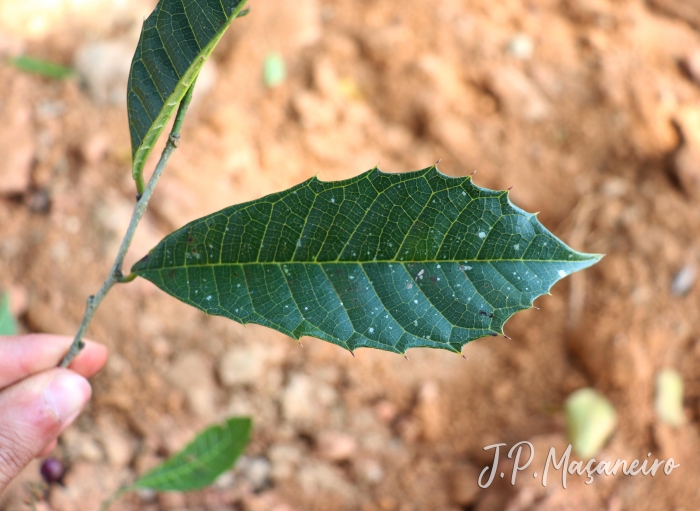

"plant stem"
[99, 485, 131, 511]
[59, 79, 198, 368]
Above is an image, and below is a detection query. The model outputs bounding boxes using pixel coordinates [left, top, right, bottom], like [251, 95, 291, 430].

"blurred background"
[1, 0, 700, 509]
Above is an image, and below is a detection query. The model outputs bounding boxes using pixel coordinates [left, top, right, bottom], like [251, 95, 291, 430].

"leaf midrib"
[142, 258, 597, 271]
[142, 258, 585, 344]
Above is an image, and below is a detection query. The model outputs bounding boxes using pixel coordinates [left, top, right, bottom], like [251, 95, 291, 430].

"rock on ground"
[73, 40, 133, 106]
[0, 85, 34, 195]
[281, 373, 338, 428]
[166, 351, 217, 419]
[218, 343, 268, 387]
[487, 67, 551, 121]
[316, 431, 357, 462]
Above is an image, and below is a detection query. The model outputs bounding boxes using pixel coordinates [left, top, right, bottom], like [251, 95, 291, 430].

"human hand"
[0, 335, 107, 493]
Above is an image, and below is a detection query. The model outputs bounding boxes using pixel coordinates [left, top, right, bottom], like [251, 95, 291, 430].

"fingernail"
[42, 372, 91, 424]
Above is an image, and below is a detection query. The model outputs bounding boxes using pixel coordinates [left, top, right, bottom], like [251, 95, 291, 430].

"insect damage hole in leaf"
[131, 165, 602, 356]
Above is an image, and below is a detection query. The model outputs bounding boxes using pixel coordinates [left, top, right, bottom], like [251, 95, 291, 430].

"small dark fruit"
[40, 458, 65, 485]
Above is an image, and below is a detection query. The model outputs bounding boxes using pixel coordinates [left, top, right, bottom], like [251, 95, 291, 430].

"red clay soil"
[1, 0, 700, 510]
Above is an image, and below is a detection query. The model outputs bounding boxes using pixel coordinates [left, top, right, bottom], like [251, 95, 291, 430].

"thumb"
[0, 369, 91, 493]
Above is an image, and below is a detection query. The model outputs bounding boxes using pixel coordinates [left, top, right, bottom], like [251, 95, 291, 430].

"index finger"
[0, 335, 108, 390]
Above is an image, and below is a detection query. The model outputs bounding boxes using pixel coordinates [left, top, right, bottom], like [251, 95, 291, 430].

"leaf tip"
[586, 253, 604, 267]
[573, 252, 605, 271]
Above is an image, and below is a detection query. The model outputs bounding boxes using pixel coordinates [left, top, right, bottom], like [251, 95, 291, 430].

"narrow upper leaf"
[127, 0, 248, 190]
[132, 167, 602, 355]
[133, 417, 251, 492]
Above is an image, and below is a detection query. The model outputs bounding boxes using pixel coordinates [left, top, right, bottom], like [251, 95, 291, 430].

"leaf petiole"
[117, 272, 138, 283]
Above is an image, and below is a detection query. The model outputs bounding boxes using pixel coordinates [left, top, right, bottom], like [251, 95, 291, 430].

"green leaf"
[127, 0, 249, 192]
[0, 292, 18, 336]
[132, 417, 251, 492]
[132, 166, 602, 355]
[7, 56, 75, 79]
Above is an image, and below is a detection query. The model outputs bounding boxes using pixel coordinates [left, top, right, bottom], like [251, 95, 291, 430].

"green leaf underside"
[133, 417, 251, 492]
[132, 167, 601, 355]
[0, 292, 18, 336]
[128, 0, 247, 185]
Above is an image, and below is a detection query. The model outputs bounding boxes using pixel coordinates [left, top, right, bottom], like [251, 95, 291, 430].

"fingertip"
[0, 370, 90, 490]
[67, 340, 108, 378]
[1, 335, 106, 389]
[43, 370, 91, 425]
[38, 439, 58, 458]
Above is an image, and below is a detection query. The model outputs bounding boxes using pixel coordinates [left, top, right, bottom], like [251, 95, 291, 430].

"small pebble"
[565, 388, 616, 458]
[506, 33, 534, 60]
[263, 53, 286, 88]
[683, 49, 700, 86]
[238, 456, 272, 491]
[671, 264, 696, 296]
[27, 189, 51, 214]
[655, 368, 685, 427]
